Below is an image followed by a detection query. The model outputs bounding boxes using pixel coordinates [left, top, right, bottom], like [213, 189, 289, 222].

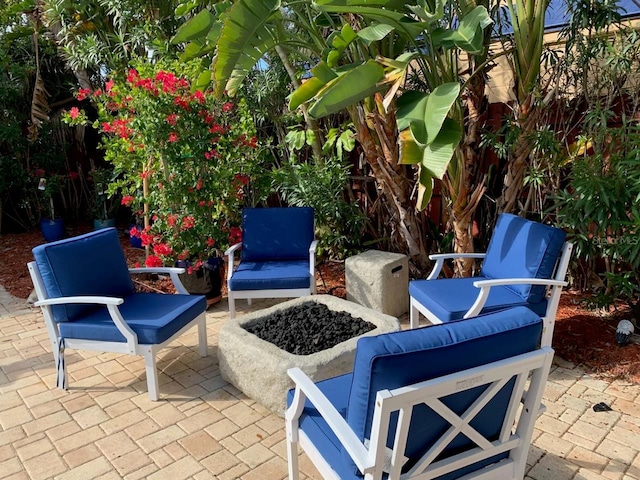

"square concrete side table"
[345, 249, 409, 317]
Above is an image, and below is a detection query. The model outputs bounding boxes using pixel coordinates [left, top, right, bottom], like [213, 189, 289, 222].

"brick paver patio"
[1, 285, 640, 479]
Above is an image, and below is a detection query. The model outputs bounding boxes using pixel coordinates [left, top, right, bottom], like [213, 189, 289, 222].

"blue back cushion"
[480, 214, 566, 303]
[344, 306, 542, 474]
[241, 207, 314, 262]
[32, 227, 134, 322]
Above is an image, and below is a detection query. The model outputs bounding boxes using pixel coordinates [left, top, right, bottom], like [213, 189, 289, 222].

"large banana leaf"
[172, 9, 216, 44]
[430, 6, 492, 54]
[307, 60, 385, 118]
[313, 1, 427, 39]
[213, 0, 282, 96]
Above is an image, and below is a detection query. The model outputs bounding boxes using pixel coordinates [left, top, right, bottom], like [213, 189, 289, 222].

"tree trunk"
[348, 99, 430, 274]
[446, 59, 487, 276]
[499, 97, 539, 214]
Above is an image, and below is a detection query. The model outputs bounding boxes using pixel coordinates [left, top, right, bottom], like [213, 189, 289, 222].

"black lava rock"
[243, 301, 376, 355]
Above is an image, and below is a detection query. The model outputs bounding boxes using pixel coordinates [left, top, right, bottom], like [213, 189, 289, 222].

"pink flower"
[69, 107, 80, 119]
[145, 255, 163, 268]
[105, 79, 115, 92]
[222, 102, 234, 112]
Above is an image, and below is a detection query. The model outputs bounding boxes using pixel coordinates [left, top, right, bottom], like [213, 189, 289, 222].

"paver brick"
[179, 431, 222, 460]
[111, 448, 153, 476]
[23, 449, 68, 480]
[62, 443, 102, 469]
[596, 438, 638, 465]
[236, 443, 275, 469]
[138, 425, 186, 454]
[147, 455, 203, 480]
[54, 457, 113, 480]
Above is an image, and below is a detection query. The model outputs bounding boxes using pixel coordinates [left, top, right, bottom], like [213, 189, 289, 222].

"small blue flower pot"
[40, 218, 65, 242]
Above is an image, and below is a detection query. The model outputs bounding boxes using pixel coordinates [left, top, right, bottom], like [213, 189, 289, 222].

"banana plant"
[290, 0, 491, 210]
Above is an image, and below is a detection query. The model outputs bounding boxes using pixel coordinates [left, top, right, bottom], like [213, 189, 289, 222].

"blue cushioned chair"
[410, 213, 573, 346]
[225, 207, 318, 318]
[27, 227, 207, 400]
[286, 307, 554, 480]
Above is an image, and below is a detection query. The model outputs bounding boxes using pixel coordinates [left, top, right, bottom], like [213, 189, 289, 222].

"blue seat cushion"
[409, 277, 548, 322]
[344, 307, 542, 476]
[229, 260, 311, 291]
[58, 293, 206, 344]
[32, 227, 134, 322]
[480, 213, 566, 303]
[241, 207, 314, 262]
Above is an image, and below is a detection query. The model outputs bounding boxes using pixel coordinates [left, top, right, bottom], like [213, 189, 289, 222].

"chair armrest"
[309, 240, 318, 255]
[129, 267, 189, 295]
[286, 368, 372, 474]
[34, 296, 124, 307]
[225, 243, 242, 282]
[34, 296, 138, 353]
[464, 278, 569, 318]
[224, 243, 242, 256]
[426, 253, 486, 280]
[309, 240, 319, 278]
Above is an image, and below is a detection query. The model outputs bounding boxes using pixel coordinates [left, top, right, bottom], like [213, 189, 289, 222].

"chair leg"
[197, 313, 208, 357]
[286, 420, 300, 480]
[143, 349, 160, 401]
[228, 292, 236, 319]
[410, 299, 421, 329]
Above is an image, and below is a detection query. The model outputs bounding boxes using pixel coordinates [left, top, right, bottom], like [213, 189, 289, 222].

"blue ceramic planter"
[40, 218, 65, 242]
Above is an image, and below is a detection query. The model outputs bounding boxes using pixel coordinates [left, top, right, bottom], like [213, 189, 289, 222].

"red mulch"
[2, 225, 638, 382]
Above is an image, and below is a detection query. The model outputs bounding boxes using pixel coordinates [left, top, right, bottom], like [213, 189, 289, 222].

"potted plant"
[64, 59, 268, 303]
[38, 174, 65, 242]
[90, 166, 119, 230]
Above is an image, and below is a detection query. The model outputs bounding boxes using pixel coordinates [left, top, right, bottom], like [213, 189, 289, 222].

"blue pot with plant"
[38, 175, 65, 242]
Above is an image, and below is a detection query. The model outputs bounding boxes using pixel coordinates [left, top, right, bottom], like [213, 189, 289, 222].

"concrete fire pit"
[218, 295, 400, 415]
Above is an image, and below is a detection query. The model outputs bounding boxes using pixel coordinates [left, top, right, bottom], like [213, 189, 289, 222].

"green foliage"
[552, 9, 640, 315]
[272, 157, 365, 259]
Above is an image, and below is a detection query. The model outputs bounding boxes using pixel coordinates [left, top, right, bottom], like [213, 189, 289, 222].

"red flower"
[69, 107, 80, 119]
[234, 174, 249, 186]
[122, 195, 135, 206]
[68, 171, 79, 181]
[196, 178, 203, 190]
[223, 102, 234, 112]
[167, 214, 178, 227]
[145, 255, 163, 268]
[199, 200, 206, 207]
[182, 216, 196, 230]
[126, 69, 139, 83]
[228, 226, 242, 245]
[204, 150, 218, 160]
[153, 243, 173, 256]
[206, 237, 215, 247]
[77, 88, 91, 101]
[193, 90, 205, 104]
[166, 114, 178, 126]
[129, 226, 140, 238]
[105, 79, 115, 92]
[168, 132, 178, 143]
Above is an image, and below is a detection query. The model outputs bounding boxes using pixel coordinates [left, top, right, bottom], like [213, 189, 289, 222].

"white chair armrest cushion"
[428, 253, 486, 260]
[129, 267, 186, 275]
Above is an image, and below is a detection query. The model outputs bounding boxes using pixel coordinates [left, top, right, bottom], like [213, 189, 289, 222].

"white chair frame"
[28, 262, 207, 401]
[225, 240, 318, 319]
[410, 241, 573, 347]
[286, 346, 554, 480]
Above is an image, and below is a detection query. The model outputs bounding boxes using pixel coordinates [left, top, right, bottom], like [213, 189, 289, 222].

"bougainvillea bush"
[65, 60, 266, 270]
